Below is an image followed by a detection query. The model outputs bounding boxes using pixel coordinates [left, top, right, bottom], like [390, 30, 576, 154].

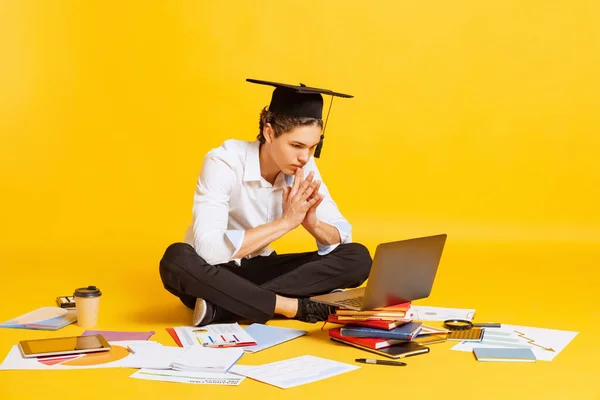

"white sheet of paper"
[451, 324, 578, 361]
[229, 355, 359, 389]
[171, 346, 244, 373]
[126, 341, 162, 353]
[130, 368, 245, 386]
[174, 323, 256, 347]
[121, 344, 187, 369]
[407, 306, 476, 321]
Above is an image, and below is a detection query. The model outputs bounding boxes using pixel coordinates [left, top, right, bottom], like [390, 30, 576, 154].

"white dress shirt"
[184, 139, 352, 265]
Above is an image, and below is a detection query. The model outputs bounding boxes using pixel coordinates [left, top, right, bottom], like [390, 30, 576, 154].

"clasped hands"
[281, 168, 324, 230]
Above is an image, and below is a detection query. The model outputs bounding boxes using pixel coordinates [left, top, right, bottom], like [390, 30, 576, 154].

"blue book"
[474, 347, 536, 362]
[340, 321, 422, 340]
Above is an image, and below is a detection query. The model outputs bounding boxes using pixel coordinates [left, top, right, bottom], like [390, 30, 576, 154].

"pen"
[204, 343, 237, 348]
[355, 358, 407, 366]
[472, 323, 501, 328]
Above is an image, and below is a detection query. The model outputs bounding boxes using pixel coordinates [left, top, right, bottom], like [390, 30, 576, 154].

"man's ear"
[264, 123, 274, 143]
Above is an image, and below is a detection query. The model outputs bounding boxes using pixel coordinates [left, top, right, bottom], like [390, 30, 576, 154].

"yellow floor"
[0, 240, 598, 400]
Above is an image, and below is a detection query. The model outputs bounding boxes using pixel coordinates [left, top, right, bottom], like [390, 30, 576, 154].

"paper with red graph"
[169, 323, 257, 348]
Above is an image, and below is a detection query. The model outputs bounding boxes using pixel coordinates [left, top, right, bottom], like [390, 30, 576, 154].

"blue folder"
[242, 323, 307, 353]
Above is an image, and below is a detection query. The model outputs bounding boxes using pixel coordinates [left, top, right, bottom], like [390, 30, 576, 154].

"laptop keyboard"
[335, 296, 363, 308]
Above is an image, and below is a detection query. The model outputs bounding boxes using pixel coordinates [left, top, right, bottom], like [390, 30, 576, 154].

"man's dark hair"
[257, 107, 323, 144]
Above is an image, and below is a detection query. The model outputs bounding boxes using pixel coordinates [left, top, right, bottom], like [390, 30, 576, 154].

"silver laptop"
[310, 234, 447, 311]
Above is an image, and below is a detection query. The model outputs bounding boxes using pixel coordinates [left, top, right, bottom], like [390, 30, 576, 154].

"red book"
[328, 327, 406, 349]
[326, 315, 412, 330]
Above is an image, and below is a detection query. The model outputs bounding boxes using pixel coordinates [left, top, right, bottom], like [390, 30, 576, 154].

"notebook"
[473, 347, 536, 362]
[339, 321, 423, 340]
[171, 346, 245, 373]
[329, 328, 406, 349]
[329, 327, 445, 350]
[242, 324, 306, 353]
[330, 336, 430, 359]
[447, 327, 484, 341]
[0, 307, 77, 331]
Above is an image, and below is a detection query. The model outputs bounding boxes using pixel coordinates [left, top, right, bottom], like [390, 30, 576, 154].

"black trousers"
[159, 242, 372, 323]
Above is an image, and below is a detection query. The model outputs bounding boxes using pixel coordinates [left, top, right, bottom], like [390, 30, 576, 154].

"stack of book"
[332, 302, 412, 323]
[327, 303, 449, 353]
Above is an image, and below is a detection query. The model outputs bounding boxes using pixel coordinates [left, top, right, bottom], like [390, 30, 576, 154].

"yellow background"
[0, 1, 598, 399]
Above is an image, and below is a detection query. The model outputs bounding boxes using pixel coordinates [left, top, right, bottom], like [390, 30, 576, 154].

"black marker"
[355, 358, 406, 366]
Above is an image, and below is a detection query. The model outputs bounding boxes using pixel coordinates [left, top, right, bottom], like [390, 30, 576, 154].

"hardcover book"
[340, 321, 423, 341]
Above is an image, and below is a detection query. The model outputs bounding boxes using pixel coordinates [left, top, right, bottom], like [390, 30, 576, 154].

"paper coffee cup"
[74, 286, 102, 328]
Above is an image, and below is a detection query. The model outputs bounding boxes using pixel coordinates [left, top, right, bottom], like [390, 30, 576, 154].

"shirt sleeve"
[307, 158, 353, 255]
[190, 152, 244, 265]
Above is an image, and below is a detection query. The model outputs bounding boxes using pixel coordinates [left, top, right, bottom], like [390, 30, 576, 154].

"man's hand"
[302, 179, 324, 230]
[281, 169, 321, 230]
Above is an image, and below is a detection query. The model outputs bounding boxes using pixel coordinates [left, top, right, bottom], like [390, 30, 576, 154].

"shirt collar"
[243, 140, 262, 182]
[244, 140, 293, 189]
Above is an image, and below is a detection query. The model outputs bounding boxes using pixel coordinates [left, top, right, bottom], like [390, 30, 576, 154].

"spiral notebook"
[447, 327, 484, 341]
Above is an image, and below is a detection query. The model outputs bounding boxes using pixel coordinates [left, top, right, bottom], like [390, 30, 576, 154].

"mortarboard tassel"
[314, 97, 334, 158]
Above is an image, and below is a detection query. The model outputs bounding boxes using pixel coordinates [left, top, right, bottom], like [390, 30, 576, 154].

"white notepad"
[171, 346, 245, 373]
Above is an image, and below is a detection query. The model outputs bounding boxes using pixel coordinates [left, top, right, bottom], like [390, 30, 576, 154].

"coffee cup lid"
[74, 286, 102, 298]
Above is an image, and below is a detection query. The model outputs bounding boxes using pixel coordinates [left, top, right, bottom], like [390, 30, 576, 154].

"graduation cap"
[246, 78, 353, 158]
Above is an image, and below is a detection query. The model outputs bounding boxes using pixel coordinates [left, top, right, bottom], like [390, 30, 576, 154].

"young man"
[159, 79, 372, 326]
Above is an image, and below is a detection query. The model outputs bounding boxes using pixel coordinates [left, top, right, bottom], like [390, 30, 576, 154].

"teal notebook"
[474, 347, 536, 362]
